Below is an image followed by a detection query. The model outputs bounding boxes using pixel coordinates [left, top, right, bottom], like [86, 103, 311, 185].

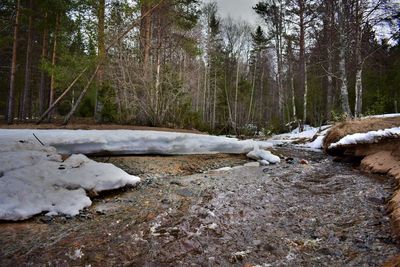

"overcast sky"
[210, 0, 262, 26]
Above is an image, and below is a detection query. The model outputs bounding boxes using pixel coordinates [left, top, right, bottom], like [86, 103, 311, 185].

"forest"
[0, 0, 399, 134]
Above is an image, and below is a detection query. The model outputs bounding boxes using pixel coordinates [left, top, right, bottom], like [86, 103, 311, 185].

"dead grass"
[323, 116, 400, 151]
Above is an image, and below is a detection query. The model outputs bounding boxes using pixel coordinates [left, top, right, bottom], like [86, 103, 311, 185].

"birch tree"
[337, 0, 352, 116]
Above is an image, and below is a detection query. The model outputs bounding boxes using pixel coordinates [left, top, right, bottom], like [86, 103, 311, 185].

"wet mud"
[0, 148, 398, 266]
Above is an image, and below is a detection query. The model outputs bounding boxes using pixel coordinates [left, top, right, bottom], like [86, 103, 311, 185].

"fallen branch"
[37, 66, 88, 124]
[32, 133, 45, 146]
[63, 64, 101, 125]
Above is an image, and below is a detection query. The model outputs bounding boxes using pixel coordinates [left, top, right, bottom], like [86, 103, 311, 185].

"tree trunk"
[248, 59, 257, 123]
[326, 0, 334, 120]
[94, 0, 105, 121]
[234, 56, 240, 127]
[259, 68, 265, 124]
[291, 75, 296, 121]
[326, 46, 334, 119]
[20, 0, 34, 120]
[6, 0, 21, 124]
[354, 68, 363, 117]
[48, 14, 60, 121]
[354, 0, 363, 118]
[338, 0, 352, 117]
[140, 1, 152, 78]
[303, 62, 308, 123]
[212, 68, 217, 129]
[299, 0, 307, 123]
[276, 45, 284, 123]
[203, 62, 207, 120]
[39, 12, 48, 115]
[224, 68, 233, 127]
[64, 65, 101, 125]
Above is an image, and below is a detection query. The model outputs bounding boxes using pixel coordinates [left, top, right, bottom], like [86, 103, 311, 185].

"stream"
[0, 148, 398, 266]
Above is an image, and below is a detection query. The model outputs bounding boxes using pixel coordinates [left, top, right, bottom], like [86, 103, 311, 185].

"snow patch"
[363, 113, 400, 119]
[268, 125, 330, 150]
[329, 127, 400, 149]
[0, 129, 273, 155]
[0, 140, 140, 221]
[246, 144, 280, 164]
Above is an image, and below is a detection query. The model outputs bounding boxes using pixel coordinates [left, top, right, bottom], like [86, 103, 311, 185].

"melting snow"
[0, 129, 279, 221]
[0, 140, 140, 221]
[363, 113, 400, 119]
[0, 129, 273, 155]
[329, 127, 400, 149]
[268, 125, 331, 150]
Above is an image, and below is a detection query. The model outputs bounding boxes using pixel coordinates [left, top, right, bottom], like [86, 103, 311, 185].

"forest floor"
[1, 147, 399, 266]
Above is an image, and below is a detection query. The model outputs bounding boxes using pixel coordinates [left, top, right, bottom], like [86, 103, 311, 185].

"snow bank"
[246, 144, 281, 164]
[0, 129, 273, 155]
[0, 140, 140, 221]
[268, 125, 331, 149]
[329, 127, 400, 149]
[304, 136, 325, 149]
[363, 113, 400, 119]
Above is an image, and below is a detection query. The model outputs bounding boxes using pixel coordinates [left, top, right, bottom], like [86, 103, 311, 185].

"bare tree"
[20, 0, 34, 121]
[39, 12, 49, 115]
[337, 0, 352, 116]
[6, 0, 21, 124]
[48, 14, 60, 121]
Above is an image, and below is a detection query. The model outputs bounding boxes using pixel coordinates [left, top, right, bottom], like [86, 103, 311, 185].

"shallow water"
[0, 148, 398, 266]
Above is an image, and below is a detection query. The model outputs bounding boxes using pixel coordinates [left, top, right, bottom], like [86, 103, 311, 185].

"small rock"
[207, 223, 218, 230]
[40, 217, 53, 224]
[229, 250, 251, 263]
[170, 180, 183, 186]
[300, 159, 309, 165]
[252, 240, 262, 246]
[244, 162, 260, 167]
[177, 188, 194, 197]
[285, 157, 295, 164]
[96, 210, 106, 215]
[161, 198, 170, 204]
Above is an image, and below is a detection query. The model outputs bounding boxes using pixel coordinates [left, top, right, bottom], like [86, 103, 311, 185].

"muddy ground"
[0, 148, 399, 266]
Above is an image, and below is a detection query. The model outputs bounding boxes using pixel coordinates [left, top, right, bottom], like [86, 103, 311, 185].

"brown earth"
[94, 154, 249, 178]
[360, 151, 400, 237]
[323, 116, 400, 152]
[0, 117, 204, 133]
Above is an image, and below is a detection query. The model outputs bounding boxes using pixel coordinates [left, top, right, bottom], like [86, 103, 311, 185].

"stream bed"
[0, 148, 398, 266]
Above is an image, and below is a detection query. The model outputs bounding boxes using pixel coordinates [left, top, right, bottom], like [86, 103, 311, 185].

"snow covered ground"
[0, 140, 140, 221]
[0, 129, 273, 155]
[363, 113, 400, 119]
[329, 127, 400, 149]
[268, 125, 331, 150]
[0, 129, 281, 221]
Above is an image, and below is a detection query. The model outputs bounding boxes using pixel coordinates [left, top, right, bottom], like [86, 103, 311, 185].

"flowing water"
[0, 148, 398, 266]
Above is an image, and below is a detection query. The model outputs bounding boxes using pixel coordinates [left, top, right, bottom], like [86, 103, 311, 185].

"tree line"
[0, 0, 399, 133]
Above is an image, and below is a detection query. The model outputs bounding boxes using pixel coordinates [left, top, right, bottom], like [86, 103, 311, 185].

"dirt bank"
[323, 117, 400, 261]
[323, 116, 400, 152]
